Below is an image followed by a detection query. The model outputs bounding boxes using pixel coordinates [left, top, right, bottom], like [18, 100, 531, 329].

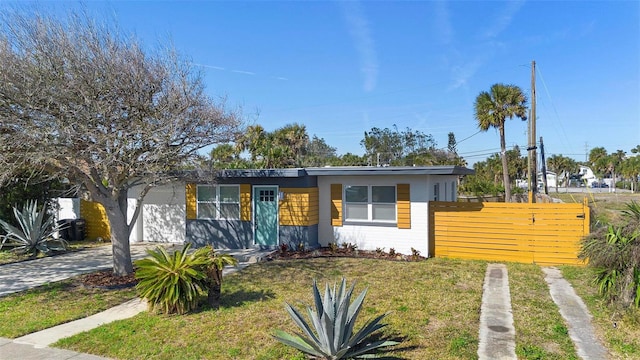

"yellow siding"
[430, 200, 590, 266]
[279, 188, 319, 226]
[185, 183, 196, 220]
[331, 184, 342, 227]
[397, 184, 411, 229]
[240, 184, 251, 221]
[79, 200, 111, 241]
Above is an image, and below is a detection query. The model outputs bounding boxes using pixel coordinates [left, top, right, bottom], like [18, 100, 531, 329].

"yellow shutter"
[186, 183, 197, 220]
[331, 184, 343, 226]
[240, 184, 251, 221]
[397, 184, 410, 229]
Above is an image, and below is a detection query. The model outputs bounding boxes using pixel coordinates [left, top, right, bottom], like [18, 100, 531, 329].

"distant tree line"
[460, 144, 640, 196]
[202, 123, 465, 169]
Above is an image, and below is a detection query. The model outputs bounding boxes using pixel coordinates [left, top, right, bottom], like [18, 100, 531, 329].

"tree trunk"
[100, 194, 134, 276]
[207, 268, 223, 310]
[499, 124, 511, 202]
[207, 281, 222, 310]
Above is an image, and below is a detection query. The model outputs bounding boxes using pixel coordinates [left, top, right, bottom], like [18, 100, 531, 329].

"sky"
[4, 1, 640, 166]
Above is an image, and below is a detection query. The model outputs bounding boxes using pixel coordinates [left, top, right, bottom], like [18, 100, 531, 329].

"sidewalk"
[0, 244, 270, 360]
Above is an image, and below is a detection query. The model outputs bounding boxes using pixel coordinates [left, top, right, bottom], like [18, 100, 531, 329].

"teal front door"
[254, 186, 278, 246]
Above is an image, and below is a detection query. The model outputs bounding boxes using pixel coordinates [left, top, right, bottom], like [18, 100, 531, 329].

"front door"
[254, 186, 278, 246]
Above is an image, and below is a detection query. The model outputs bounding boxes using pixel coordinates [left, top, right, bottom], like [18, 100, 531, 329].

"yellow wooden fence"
[428, 199, 590, 266]
[79, 200, 111, 241]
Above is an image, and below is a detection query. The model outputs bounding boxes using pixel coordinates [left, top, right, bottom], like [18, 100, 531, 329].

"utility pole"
[540, 137, 548, 195]
[584, 142, 589, 163]
[528, 60, 538, 203]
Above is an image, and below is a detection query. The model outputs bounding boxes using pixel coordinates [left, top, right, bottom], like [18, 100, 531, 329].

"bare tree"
[0, 9, 242, 275]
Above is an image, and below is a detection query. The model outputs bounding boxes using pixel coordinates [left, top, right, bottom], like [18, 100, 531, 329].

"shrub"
[0, 200, 67, 257]
[135, 244, 210, 315]
[580, 202, 640, 308]
[274, 278, 399, 359]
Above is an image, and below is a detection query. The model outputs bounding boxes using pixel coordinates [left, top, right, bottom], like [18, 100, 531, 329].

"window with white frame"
[197, 185, 240, 220]
[344, 185, 396, 222]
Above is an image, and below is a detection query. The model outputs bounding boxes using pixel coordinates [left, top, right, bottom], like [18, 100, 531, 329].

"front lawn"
[53, 257, 583, 360]
[56, 257, 486, 359]
[0, 279, 137, 338]
[4, 257, 633, 359]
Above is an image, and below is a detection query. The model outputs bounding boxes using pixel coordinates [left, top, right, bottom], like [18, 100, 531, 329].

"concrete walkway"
[0, 244, 270, 360]
[478, 263, 517, 360]
[543, 267, 609, 360]
[477, 263, 610, 360]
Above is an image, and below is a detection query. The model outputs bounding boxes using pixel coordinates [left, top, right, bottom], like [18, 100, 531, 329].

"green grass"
[561, 265, 640, 359]
[54, 258, 487, 359]
[0, 279, 137, 338]
[3, 257, 634, 359]
[508, 263, 578, 360]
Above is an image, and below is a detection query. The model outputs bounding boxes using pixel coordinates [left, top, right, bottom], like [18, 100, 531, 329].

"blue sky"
[7, 1, 640, 166]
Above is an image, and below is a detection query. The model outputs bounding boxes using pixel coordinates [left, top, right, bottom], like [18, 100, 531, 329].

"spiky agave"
[274, 278, 399, 359]
[0, 200, 67, 256]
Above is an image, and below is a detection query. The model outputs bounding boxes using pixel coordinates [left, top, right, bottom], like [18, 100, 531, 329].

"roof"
[304, 166, 474, 176]
[183, 166, 474, 180]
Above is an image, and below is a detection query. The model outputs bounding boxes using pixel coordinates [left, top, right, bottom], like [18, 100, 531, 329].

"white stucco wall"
[129, 183, 185, 243]
[317, 174, 458, 257]
[54, 198, 79, 221]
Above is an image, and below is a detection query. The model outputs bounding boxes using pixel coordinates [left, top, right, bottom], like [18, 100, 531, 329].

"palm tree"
[203, 246, 238, 310]
[547, 154, 569, 192]
[236, 125, 267, 164]
[474, 83, 528, 202]
[589, 147, 609, 178]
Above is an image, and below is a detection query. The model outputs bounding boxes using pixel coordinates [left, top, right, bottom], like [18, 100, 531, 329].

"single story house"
[126, 166, 473, 257]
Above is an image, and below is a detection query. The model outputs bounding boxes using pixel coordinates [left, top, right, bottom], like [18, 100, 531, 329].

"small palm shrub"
[135, 244, 210, 315]
[0, 200, 67, 257]
[580, 204, 640, 308]
[202, 245, 238, 310]
[274, 278, 399, 359]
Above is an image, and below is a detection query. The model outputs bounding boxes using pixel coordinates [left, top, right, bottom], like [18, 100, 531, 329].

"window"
[433, 183, 440, 201]
[344, 185, 396, 222]
[197, 185, 240, 219]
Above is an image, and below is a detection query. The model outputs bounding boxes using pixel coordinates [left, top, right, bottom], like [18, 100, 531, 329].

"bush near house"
[134, 244, 238, 315]
[580, 200, 640, 308]
[0, 200, 67, 257]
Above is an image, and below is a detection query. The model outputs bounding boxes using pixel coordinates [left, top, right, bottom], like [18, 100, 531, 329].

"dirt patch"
[266, 247, 426, 262]
[79, 269, 138, 288]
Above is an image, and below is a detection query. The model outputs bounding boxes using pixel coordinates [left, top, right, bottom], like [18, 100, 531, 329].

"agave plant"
[0, 200, 67, 257]
[274, 278, 399, 359]
[135, 244, 211, 315]
[202, 245, 238, 310]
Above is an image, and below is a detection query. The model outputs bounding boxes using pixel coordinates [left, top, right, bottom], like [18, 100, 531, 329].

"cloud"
[434, 1, 453, 45]
[444, 0, 524, 91]
[192, 63, 287, 80]
[231, 69, 256, 75]
[192, 63, 226, 71]
[341, 1, 378, 92]
[483, 0, 526, 39]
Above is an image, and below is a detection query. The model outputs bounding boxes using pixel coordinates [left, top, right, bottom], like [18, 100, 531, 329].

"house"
[123, 166, 473, 257]
[537, 171, 558, 189]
